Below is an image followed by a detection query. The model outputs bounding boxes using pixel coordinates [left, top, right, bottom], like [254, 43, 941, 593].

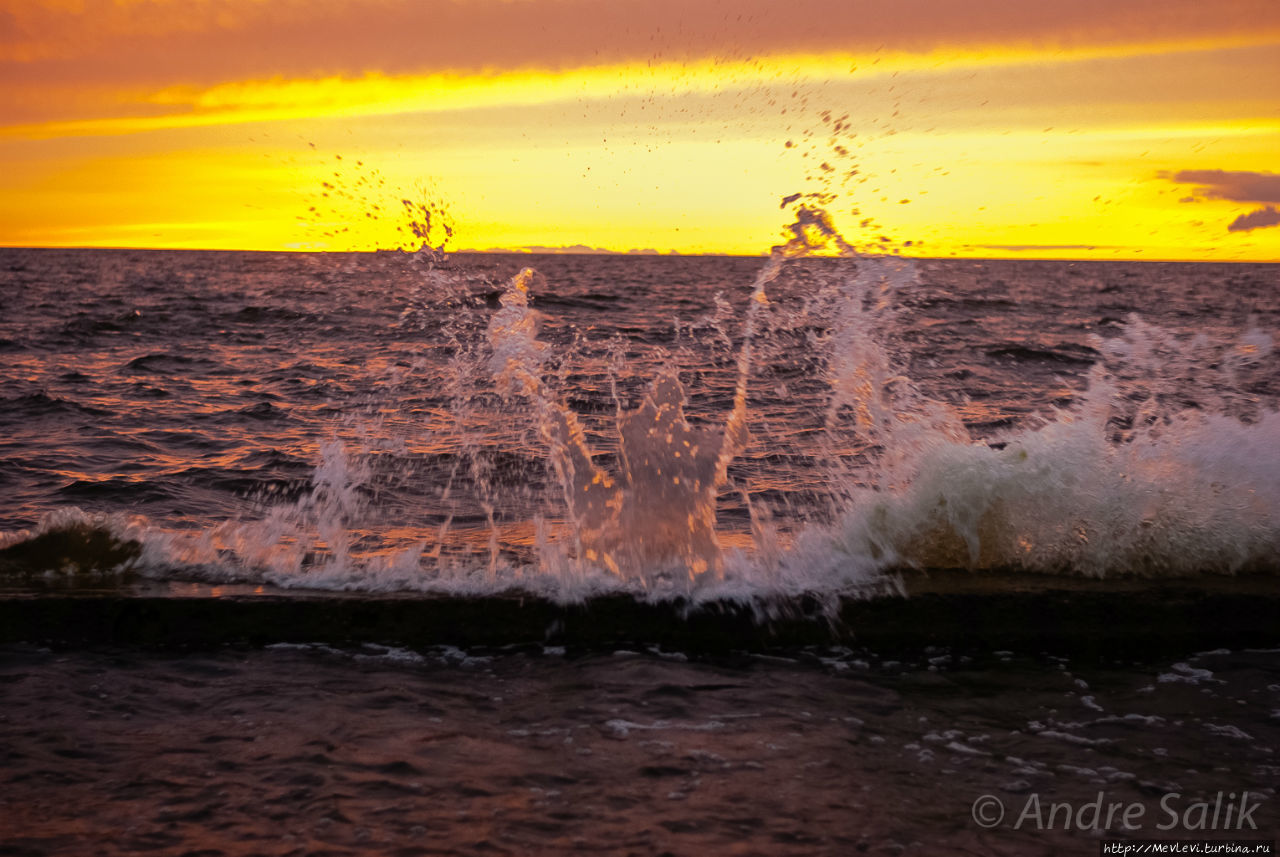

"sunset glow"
[2, 0, 1278, 259]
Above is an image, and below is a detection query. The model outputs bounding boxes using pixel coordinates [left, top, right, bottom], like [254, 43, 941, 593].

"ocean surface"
[1, 246, 1278, 852]
[2, 248, 1278, 592]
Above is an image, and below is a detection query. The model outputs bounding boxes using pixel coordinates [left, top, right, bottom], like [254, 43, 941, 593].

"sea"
[0, 238, 1277, 854]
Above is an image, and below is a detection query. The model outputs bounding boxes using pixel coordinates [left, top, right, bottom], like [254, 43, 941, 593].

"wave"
[121, 353, 221, 375]
[0, 392, 110, 419]
[826, 403, 1280, 578]
[2, 226, 1276, 604]
[983, 343, 1099, 365]
[0, 508, 142, 576]
[3, 377, 1277, 602]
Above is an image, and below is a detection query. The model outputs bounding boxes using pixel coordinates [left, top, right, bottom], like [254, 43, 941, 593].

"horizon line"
[0, 244, 1275, 265]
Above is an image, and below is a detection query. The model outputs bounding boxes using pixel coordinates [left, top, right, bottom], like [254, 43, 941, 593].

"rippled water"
[2, 248, 1278, 852]
[2, 644, 1278, 855]
[2, 249, 1278, 595]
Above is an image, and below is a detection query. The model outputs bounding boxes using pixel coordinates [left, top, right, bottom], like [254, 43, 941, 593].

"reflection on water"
[0, 248, 1278, 597]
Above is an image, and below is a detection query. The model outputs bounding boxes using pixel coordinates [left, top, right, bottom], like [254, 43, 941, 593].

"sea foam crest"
[825, 318, 1280, 577]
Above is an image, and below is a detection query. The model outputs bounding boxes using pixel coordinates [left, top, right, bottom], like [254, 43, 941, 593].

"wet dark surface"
[0, 574, 1278, 657]
[0, 644, 1276, 856]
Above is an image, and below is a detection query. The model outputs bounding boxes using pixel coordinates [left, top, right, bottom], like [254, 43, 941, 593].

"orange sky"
[1, 0, 1278, 259]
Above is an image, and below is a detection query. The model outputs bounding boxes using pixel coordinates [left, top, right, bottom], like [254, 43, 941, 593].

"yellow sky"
[1, 0, 1278, 259]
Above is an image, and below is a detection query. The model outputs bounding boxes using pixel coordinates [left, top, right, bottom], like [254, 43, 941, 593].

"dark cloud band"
[1229, 206, 1280, 232]
[1171, 169, 1280, 204]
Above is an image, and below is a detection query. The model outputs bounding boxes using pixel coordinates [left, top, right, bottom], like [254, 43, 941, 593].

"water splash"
[18, 184, 1267, 599]
[486, 263, 767, 586]
[106, 210, 1267, 597]
[825, 318, 1280, 577]
[477, 202, 921, 590]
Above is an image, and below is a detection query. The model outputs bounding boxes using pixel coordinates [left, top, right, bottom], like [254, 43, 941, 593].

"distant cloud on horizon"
[1229, 206, 1280, 232]
[1169, 169, 1280, 203]
[1165, 168, 1280, 233]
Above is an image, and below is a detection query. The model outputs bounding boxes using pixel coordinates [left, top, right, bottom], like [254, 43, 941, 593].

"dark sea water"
[2, 249, 1277, 588]
[1, 247, 1278, 852]
[1, 643, 1277, 856]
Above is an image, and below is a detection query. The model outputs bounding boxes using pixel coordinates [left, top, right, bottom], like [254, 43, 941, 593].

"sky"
[1, 0, 1278, 260]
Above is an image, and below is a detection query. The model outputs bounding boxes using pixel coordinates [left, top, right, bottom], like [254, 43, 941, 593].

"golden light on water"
[1, 1, 1277, 260]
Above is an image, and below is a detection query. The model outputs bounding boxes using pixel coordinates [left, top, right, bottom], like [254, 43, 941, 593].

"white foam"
[1158, 663, 1217, 685]
[1205, 723, 1254, 740]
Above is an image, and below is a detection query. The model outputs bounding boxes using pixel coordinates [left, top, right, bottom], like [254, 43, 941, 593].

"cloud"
[1170, 169, 1280, 203]
[3, 0, 1279, 135]
[1164, 169, 1280, 234]
[1228, 206, 1280, 232]
[3, 0, 1278, 92]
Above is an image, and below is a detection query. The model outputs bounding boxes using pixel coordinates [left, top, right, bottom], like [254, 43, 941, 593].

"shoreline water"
[2, 639, 1276, 855]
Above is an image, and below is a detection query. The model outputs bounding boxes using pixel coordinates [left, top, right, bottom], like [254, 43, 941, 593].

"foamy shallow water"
[1, 644, 1276, 854]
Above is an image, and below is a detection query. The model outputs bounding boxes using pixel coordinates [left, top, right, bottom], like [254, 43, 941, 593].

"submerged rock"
[0, 523, 141, 576]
